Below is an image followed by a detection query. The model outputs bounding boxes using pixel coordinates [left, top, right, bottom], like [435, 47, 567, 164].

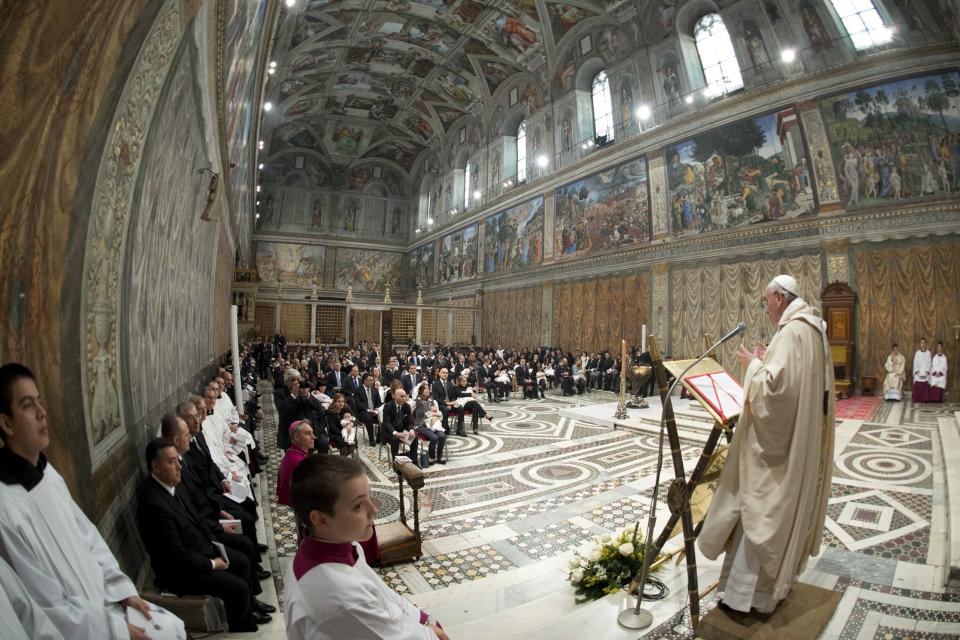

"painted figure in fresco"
[620, 82, 634, 129]
[520, 83, 540, 115]
[800, 2, 831, 52]
[343, 200, 358, 232]
[492, 14, 536, 52]
[659, 1, 677, 36]
[662, 58, 681, 106]
[840, 144, 861, 207]
[311, 199, 323, 228]
[742, 21, 771, 69]
[561, 116, 573, 150]
[390, 208, 402, 235]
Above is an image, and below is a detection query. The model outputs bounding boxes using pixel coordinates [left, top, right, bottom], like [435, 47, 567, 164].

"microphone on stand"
[617, 321, 746, 631]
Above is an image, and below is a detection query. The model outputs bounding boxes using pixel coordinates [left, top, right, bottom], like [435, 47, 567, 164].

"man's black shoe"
[254, 599, 276, 613]
[257, 543, 269, 553]
[256, 569, 272, 580]
[251, 611, 272, 625]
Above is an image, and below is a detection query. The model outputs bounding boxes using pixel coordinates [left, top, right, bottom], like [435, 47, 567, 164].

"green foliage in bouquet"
[566, 526, 659, 602]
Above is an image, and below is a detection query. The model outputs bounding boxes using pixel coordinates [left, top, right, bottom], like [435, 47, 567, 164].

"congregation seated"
[380, 388, 420, 463]
[137, 437, 274, 633]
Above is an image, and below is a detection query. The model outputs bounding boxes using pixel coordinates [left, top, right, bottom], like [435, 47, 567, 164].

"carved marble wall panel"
[81, 0, 183, 463]
[122, 29, 221, 438]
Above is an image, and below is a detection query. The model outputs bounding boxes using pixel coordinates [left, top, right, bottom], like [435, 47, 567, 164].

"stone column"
[541, 281, 554, 346]
[651, 263, 670, 354]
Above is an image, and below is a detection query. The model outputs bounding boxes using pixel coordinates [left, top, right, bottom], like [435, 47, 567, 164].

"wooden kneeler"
[378, 458, 425, 566]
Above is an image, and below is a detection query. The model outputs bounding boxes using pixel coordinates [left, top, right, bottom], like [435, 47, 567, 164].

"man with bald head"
[698, 275, 835, 615]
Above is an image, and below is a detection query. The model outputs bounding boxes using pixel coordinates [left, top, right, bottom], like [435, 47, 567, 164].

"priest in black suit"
[137, 439, 271, 633]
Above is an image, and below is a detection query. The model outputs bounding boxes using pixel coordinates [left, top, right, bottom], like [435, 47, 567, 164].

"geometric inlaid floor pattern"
[258, 383, 960, 639]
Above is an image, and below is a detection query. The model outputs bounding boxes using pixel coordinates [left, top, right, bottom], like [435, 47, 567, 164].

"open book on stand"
[682, 371, 744, 424]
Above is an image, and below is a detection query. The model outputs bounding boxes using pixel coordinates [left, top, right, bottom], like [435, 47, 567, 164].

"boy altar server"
[284, 455, 447, 639]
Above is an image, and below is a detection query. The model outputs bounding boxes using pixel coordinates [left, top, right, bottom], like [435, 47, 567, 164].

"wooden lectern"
[643, 336, 741, 630]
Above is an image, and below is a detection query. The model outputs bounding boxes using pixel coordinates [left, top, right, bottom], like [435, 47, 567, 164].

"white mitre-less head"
[770, 274, 799, 297]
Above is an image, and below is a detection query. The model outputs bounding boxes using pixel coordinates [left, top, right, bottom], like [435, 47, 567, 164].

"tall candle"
[621, 339, 627, 377]
[642, 324, 647, 351]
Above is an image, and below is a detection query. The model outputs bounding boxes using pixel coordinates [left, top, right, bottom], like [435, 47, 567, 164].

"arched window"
[828, 0, 890, 50]
[694, 14, 743, 98]
[516, 120, 527, 183]
[591, 70, 615, 141]
[463, 162, 471, 210]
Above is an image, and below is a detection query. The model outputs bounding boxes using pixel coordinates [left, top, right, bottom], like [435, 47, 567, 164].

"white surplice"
[0, 463, 138, 638]
[931, 353, 948, 390]
[913, 349, 932, 382]
[0, 554, 62, 640]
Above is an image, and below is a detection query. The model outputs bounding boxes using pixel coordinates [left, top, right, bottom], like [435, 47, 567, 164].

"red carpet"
[835, 395, 882, 421]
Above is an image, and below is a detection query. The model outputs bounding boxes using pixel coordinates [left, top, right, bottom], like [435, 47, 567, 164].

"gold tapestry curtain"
[351, 310, 381, 344]
[280, 304, 311, 343]
[670, 255, 823, 380]
[552, 272, 649, 353]
[855, 240, 960, 395]
[482, 285, 542, 349]
[254, 303, 276, 338]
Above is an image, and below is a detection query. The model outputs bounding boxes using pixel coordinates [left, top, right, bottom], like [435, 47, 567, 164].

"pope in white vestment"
[698, 275, 835, 614]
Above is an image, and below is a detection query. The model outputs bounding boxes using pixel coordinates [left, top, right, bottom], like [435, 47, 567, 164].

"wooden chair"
[377, 458, 425, 566]
[831, 344, 852, 399]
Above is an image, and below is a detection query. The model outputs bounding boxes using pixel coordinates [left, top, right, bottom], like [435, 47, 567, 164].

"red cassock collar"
[293, 537, 358, 580]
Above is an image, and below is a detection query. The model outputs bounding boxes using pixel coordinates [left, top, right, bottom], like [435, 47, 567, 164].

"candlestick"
[615, 338, 628, 420]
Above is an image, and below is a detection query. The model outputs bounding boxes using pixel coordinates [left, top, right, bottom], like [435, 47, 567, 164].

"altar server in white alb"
[0, 363, 179, 640]
[0, 554, 62, 640]
[912, 338, 932, 402]
[284, 455, 447, 640]
[698, 275, 835, 614]
[883, 344, 905, 401]
[929, 341, 948, 403]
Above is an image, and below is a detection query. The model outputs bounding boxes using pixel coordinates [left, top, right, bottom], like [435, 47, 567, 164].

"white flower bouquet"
[567, 526, 657, 601]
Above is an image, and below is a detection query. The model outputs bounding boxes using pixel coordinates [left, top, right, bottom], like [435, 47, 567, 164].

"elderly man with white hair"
[274, 368, 325, 450]
[698, 274, 835, 615]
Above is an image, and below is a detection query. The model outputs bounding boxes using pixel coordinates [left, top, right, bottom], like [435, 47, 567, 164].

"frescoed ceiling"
[265, 0, 639, 178]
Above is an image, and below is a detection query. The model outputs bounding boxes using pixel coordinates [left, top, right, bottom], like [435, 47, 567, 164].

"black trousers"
[357, 411, 377, 443]
[216, 531, 262, 596]
[220, 503, 260, 558]
[164, 546, 255, 632]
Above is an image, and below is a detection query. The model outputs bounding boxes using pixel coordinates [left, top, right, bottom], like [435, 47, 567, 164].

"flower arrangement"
[567, 526, 657, 602]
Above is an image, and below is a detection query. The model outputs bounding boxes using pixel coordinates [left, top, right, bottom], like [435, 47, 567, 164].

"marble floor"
[219, 387, 960, 639]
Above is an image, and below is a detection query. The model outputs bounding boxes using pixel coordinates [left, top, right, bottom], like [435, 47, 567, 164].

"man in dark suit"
[355, 372, 382, 444]
[325, 361, 345, 393]
[274, 368, 326, 450]
[342, 364, 363, 409]
[383, 357, 402, 386]
[431, 367, 458, 435]
[137, 438, 271, 633]
[380, 388, 419, 463]
[163, 413, 269, 578]
[401, 363, 422, 396]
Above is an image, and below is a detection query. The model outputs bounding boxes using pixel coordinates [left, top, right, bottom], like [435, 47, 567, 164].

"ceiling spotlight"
[473, 190, 482, 199]
[536, 155, 548, 168]
[415, 228, 421, 234]
[684, 94, 694, 104]
[427, 217, 434, 225]
[264, 101, 273, 111]
[258, 140, 264, 149]
[256, 200, 260, 206]
[267, 67, 275, 75]
[258, 163, 264, 169]
[256, 213, 260, 219]
[780, 48, 797, 63]
[285, 0, 296, 7]
[269, 61, 277, 68]
[636, 105, 652, 121]
[587, 140, 594, 147]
